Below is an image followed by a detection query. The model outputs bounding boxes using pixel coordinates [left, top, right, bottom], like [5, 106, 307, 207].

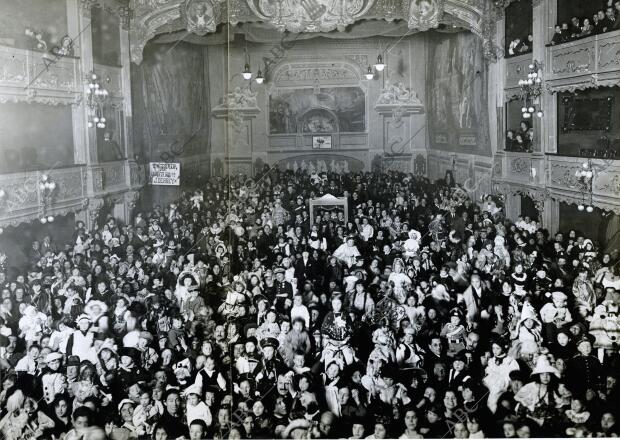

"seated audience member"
[0, 167, 616, 440]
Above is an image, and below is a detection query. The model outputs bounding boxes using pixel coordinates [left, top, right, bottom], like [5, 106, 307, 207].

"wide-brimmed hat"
[45, 352, 63, 363]
[84, 300, 108, 317]
[530, 355, 559, 377]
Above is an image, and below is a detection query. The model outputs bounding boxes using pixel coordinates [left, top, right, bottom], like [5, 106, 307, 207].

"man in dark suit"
[294, 248, 318, 285]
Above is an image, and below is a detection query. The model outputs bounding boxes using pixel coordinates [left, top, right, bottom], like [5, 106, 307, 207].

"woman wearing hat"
[83, 300, 109, 337]
[514, 355, 561, 433]
[483, 337, 520, 413]
[65, 314, 97, 365]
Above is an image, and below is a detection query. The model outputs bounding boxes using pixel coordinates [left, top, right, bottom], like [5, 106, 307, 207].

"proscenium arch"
[128, 0, 494, 65]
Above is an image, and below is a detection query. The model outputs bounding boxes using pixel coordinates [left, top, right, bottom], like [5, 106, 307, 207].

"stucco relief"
[404, 0, 445, 31]
[510, 157, 529, 175]
[598, 38, 620, 70]
[129, 0, 488, 64]
[245, 0, 375, 33]
[551, 46, 593, 75]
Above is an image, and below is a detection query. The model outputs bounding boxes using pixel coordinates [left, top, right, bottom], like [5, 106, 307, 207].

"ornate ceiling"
[127, 0, 498, 64]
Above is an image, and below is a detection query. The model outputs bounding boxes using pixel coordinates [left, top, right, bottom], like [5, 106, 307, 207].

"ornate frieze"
[244, 0, 375, 33]
[546, 31, 620, 93]
[403, 0, 445, 31]
[129, 0, 489, 64]
[180, 0, 222, 35]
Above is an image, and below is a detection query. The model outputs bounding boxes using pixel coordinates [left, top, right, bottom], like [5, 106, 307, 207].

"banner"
[149, 162, 180, 186]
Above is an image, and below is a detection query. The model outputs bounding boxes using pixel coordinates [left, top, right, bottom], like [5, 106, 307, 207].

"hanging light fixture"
[577, 204, 585, 211]
[519, 60, 544, 119]
[374, 55, 385, 72]
[85, 70, 109, 129]
[365, 66, 374, 80]
[255, 69, 264, 84]
[242, 63, 252, 80]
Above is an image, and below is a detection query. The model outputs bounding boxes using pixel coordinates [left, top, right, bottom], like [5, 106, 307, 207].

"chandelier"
[518, 60, 543, 119]
[575, 160, 594, 212]
[38, 174, 57, 223]
[85, 71, 109, 129]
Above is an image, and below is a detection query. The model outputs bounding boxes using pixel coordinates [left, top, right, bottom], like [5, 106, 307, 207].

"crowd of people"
[505, 122, 534, 153]
[549, 1, 620, 45]
[0, 168, 619, 440]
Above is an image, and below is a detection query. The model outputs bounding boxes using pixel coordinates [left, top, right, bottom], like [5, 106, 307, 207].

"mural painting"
[269, 87, 365, 134]
[427, 32, 490, 155]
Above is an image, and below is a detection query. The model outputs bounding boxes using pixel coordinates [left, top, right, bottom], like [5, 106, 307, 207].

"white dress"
[483, 356, 520, 413]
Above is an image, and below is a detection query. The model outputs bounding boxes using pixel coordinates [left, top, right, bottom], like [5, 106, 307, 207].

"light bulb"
[521, 107, 527, 113]
[582, 162, 589, 169]
[91, 73, 97, 80]
[242, 63, 252, 80]
[100, 117, 106, 123]
[535, 77, 542, 83]
[374, 55, 385, 72]
[529, 64, 534, 69]
[532, 72, 538, 78]
[94, 83, 99, 89]
[585, 171, 593, 178]
[586, 206, 594, 212]
[365, 67, 374, 80]
[40, 218, 47, 224]
[86, 88, 91, 94]
[88, 121, 94, 128]
[39, 183, 45, 190]
[49, 182, 56, 189]
[88, 83, 95, 89]
[523, 112, 531, 118]
[0, 227, 3, 234]
[528, 107, 535, 113]
[536, 111, 544, 118]
[578, 204, 585, 211]
[528, 79, 534, 85]
[47, 215, 54, 222]
[93, 117, 100, 122]
[41, 174, 48, 181]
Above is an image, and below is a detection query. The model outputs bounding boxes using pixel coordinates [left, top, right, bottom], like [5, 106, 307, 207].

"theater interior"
[0, 0, 619, 438]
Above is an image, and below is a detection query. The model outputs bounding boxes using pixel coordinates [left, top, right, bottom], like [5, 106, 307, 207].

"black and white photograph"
[0, 0, 619, 439]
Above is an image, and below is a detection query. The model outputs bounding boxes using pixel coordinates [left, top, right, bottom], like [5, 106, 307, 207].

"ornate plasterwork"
[376, 81, 422, 106]
[403, 0, 445, 31]
[180, 0, 222, 35]
[244, 0, 375, 33]
[271, 61, 362, 87]
[129, 0, 489, 64]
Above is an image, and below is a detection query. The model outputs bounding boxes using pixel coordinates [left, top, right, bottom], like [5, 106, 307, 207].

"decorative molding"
[128, 0, 489, 64]
[271, 61, 362, 87]
[403, 0, 445, 31]
[375, 81, 423, 106]
[243, 0, 375, 33]
[180, 0, 222, 35]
